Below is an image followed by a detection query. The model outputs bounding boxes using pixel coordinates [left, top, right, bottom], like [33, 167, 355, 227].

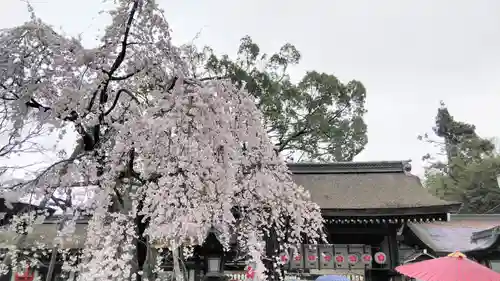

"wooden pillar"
[388, 225, 402, 281]
[388, 225, 400, 269]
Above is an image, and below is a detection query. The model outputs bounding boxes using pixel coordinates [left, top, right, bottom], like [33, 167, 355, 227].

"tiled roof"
[0, 221, 87, 249]
[289, 161, 460, 210]
[408, 214, 500, 253]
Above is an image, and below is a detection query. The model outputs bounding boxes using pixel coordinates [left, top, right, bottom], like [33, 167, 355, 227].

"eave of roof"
[403, 250, 436, 264]
[288, 160, 409, 174]
[471, 225, 500, 242]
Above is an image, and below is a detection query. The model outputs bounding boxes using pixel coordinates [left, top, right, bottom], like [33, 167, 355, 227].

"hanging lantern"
[206, 256, 223, 276]
[13, 265, 35, 281]
[280, 252, 289, 264]
[293, 254, 302, 261]
[323, 254, 332, 262]
[348, 254, 359, 264]
[374, 252, 387, 264]
[335, 254, 345, 263]
[307, 254, 317, 262]
[246, 265, 255, 280]
[361, 254, 372, 264]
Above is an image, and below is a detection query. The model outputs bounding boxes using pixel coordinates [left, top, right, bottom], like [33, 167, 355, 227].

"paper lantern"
[348, 254, 359, 264]
[335, 255, 345, 263]
[246, 265, 255, 279]
[374, 252, 387, 264]
[307, 255, 317, 261]
[13, 266, 35, 281]
[323, 254, 332, 262]
[280, 253, 289, 263]
[361, 254, 372, 264]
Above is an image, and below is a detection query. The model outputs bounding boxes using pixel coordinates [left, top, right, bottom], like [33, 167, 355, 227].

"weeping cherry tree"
[0, 1, 324, 281]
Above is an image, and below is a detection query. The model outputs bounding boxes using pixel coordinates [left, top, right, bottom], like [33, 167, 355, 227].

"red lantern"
[14, 266, 34, 281]
[361, 254, 372, 264]
[335, 255, 345, 263]
[280, 253, 289, 263]
[308, 255, 317, 261]
[374, 252, 387, 264]
[348, 254, 359, 264]
[324, 254, 332, 262]
[246, 265, 255, 279]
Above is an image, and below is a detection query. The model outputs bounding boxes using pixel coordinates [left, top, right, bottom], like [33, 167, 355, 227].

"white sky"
[2, 0, 500, 177]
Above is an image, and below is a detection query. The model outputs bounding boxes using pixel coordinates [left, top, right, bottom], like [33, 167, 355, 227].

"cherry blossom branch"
[90, 0, 139, 154]
[109, 1, 139, 75]
[109, 69, 143, 81]
[4, 150, 88, 212]
[104, 89, 139, 116]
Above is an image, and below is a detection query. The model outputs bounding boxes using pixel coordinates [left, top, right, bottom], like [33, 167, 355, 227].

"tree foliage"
[420, 102, 500, 213]
[181, 37, 368, 162]
[0, 1, 324, 281]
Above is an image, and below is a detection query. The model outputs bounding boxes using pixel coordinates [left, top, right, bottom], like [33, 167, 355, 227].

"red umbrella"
[395, 251, 500, 281]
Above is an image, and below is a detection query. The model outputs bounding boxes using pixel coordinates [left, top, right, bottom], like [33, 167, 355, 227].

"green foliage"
[425, 157, 500, 213]
[183, 36, 368, 161]
[421, 102, 500, 213]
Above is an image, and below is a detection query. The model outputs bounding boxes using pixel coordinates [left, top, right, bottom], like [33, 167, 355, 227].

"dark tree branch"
[109, 68, 143, 81]
[25, 98, 51, 112]
[166, 76, 178, 92]
[275, 104, 350, 152]
[85, 88, 101, 113]
[276, 127, 309, 152]
[199, 75, 229, 81]
[104, 89, 139, 116]
[50, 196, 69, 209]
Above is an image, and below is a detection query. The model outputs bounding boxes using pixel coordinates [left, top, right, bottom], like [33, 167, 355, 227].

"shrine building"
[400, 213, 500, 272]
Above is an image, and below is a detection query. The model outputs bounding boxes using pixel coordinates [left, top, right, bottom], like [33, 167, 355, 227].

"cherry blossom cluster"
[0, 0, 325, 280]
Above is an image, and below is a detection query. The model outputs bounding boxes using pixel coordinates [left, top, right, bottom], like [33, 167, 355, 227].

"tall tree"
[0, 1, 324, 281]
[420, 102, 500, 213]
[181, 37, 368, 162]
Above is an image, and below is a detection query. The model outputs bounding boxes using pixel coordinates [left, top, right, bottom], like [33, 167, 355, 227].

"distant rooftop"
[408, 214, 500, 254]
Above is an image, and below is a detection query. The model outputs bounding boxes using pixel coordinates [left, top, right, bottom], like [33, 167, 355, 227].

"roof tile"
[292, 172, 455, 209]
[408, 216, 500, 253]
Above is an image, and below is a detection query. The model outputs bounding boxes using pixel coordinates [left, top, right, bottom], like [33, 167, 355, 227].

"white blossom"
[0, 0, 324, 280]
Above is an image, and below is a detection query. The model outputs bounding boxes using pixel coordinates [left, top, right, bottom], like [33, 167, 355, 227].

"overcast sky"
[2, 0, 500, 177]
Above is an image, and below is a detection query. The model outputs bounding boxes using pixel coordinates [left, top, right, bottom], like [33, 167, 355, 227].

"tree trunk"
[135, 199, 148, 281]
[45, 247, 58, 281]
[264, 229, 279, 281]
[45, 216, 68, 281]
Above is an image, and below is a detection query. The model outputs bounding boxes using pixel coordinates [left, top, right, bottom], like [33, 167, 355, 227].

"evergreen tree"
[181, 37, 368, 162]
[421, 102, 500, 213]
